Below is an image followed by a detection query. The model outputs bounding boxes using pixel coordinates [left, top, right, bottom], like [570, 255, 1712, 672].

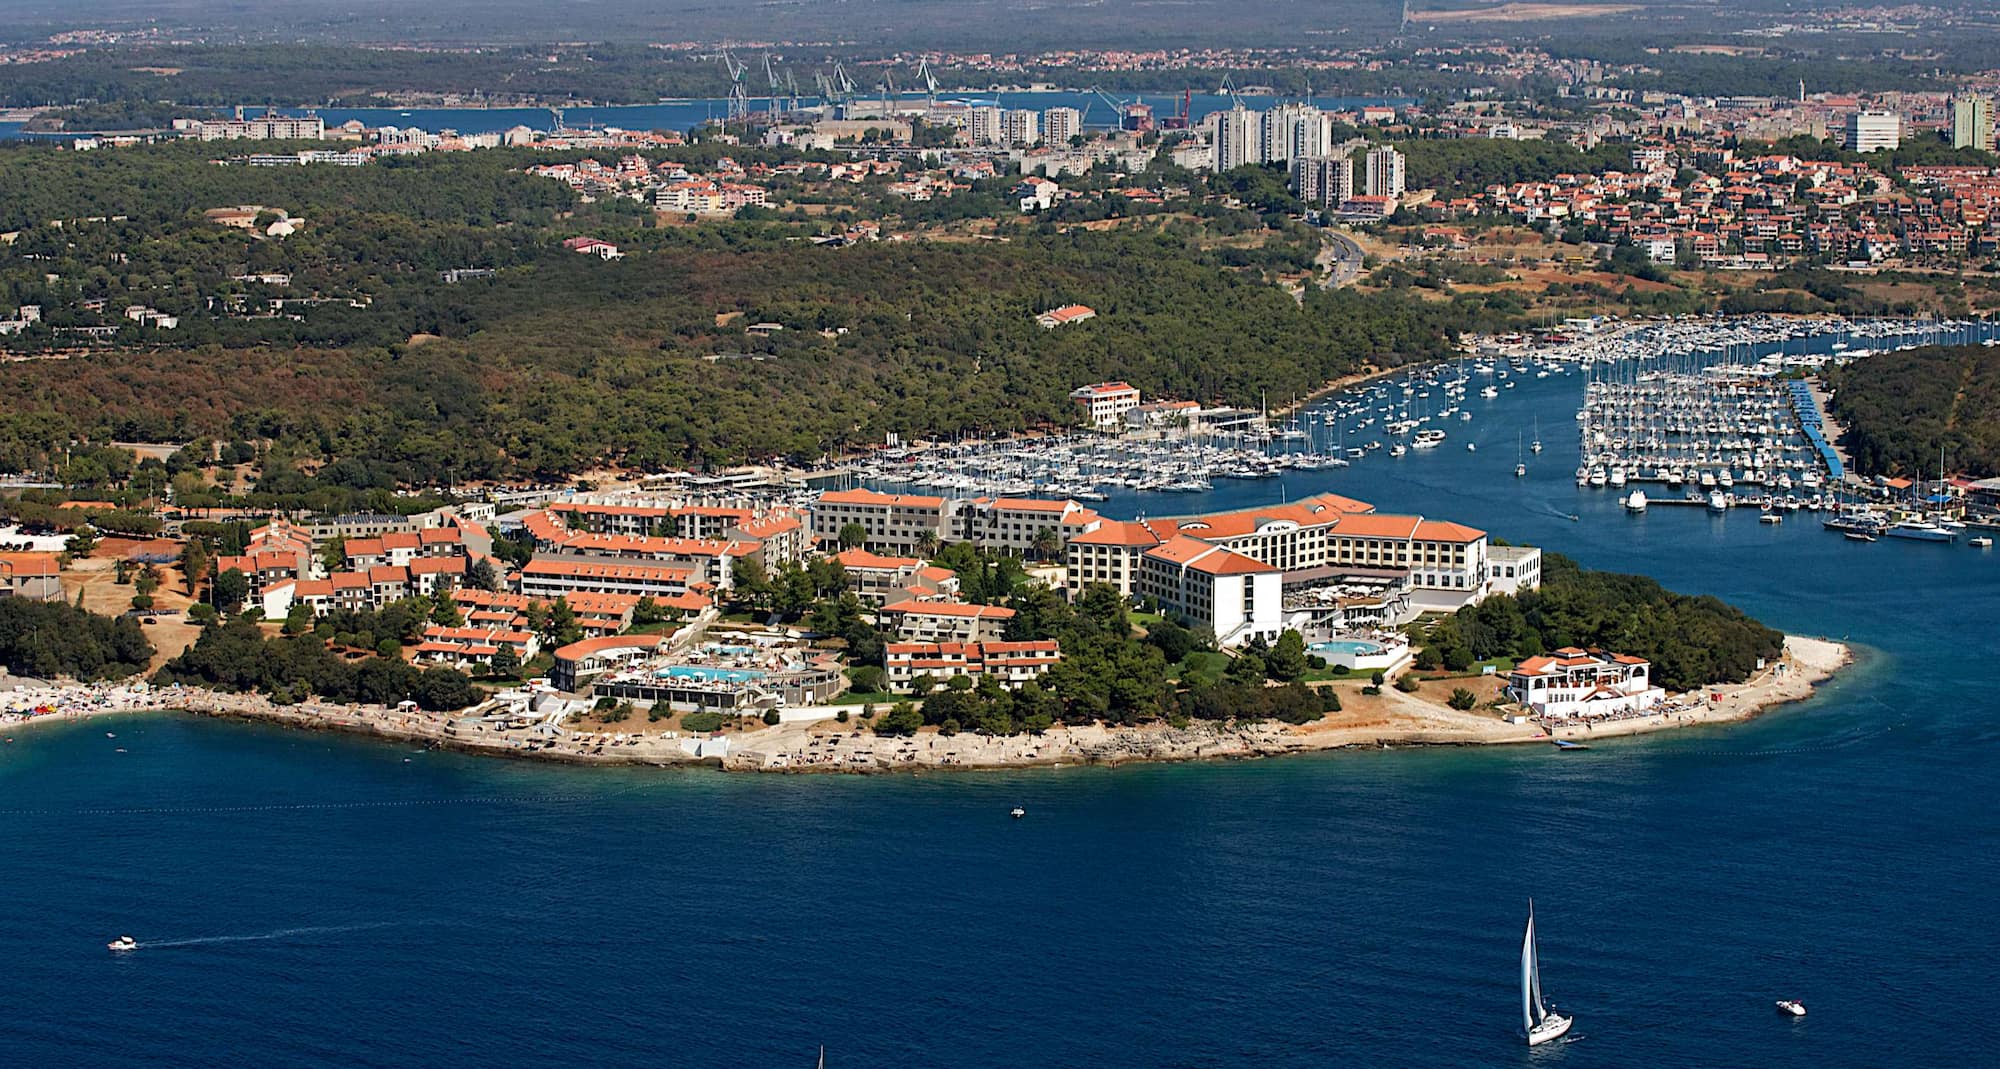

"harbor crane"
[764, 53, 782, 116]
[1088, 85, 1130, 129]
[720, 50, 750, 127]
[916, 58, 940, 115]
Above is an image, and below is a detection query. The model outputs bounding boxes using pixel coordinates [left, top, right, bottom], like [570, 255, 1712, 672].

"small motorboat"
[1972, 536, 1994, 548]
[107, 936, 138, 953]
[105, 732, 116, 739]
[1010, 807, 1025, 819]
[1775, 999, 1806, 1017]
[1844, 532, 1877, 543]
[1759, 513, 1782, 525]
[1551, 739, 1590, 751]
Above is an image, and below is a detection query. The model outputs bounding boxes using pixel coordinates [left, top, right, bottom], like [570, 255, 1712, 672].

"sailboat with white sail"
[1522, 901, 1574, 1047]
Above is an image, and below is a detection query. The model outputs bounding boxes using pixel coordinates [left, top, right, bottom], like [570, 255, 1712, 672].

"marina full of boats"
[828, 316, 2000, 545]
[844, 355, 1576, 497]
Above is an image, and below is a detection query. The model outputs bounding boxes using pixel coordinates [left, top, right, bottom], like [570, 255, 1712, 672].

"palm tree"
[1031, 526, 1062, 562]
[916, 531, 940, 559]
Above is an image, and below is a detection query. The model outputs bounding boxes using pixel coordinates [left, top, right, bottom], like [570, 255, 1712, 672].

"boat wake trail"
[134, 920, 417, 950]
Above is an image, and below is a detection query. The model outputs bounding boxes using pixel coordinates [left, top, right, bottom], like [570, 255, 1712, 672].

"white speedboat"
[1515, 462, 1527, 478]
[1625, 490, 1648, 512]
[1972, 536, 1994, 548]
[1708, 490, 1728, 512]
[1010, 807, 1025, 819]
[1759, 512, 1782, 525]
[1522, 902, 1573, 1046]
[1775, 999, 1806, 1017]
[108, 936, 137, 953]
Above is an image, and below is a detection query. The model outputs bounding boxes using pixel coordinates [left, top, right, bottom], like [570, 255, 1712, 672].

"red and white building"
[1506, 647, 1665, 719]
[884, 639, 1063, 690]
[811, 488, 952, 555]
[878, 599, 1017, 643]
[1068, 381, 1140, 427]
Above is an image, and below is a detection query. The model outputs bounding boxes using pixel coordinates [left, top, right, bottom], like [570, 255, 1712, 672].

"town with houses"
[2, 366, 1592, 732]
[11, 74, 2000, 353]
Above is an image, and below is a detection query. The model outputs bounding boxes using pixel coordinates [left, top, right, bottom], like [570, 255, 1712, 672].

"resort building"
[1486, 544, 1545, 596]
[584, 635, 845, 713]
[955, 497, 1101, 556]
[342, 526, 464, 570]
[1506, 647, 1666, 720]
[1135, 537, 1284, 646]
[1068, 381, 1139, 426]
[1063, 492, 1499, 645]
[518, 559, 707, 604]
[878, 599, 1017, 643]
[811, 489, 952, 555]
[831, 548, 958, 605]
[412, 625, 539, 670]
[550, 635, 667, 691]
[884, 639, 1063, 690]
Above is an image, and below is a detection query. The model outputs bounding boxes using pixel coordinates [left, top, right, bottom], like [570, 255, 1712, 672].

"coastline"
[3, 635, 1850, 773]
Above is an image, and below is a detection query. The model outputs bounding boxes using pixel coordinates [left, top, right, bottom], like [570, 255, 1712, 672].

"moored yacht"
[1883, 519, 1956, 543]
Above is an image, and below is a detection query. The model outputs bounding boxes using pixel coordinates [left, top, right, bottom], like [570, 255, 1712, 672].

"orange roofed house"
[1506, 648, 1665, 720]
[0, 552, 62, 601]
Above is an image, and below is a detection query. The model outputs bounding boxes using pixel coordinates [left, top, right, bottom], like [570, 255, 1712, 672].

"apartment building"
[877, 599, 1017, 643]
[1364, 145, 1407, 199]
[1042, 106, 1083, 144]
[811, 489, 952, 555]
[885, 639, 1063, 690]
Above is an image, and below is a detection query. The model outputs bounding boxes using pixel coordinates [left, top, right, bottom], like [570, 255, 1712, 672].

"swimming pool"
[1310, 640, 1388, 657]
[657, 666, 766, 685]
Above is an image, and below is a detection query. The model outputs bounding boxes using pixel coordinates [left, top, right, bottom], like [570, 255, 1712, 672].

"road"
[1315, 227, 1366, 289]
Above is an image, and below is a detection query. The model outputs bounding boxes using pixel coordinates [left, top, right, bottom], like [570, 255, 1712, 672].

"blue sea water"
[6, 336, 2000, 1066]
[0, 93, 1411, 141]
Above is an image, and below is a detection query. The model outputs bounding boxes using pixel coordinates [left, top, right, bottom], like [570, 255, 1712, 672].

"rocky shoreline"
[4, 636, 1850, 774]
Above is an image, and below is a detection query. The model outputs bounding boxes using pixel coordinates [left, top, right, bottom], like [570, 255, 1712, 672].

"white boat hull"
[1528, 1013, 1573, 1046]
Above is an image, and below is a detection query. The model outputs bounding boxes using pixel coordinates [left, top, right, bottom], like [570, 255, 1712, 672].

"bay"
[4, 329, 1998, 1066]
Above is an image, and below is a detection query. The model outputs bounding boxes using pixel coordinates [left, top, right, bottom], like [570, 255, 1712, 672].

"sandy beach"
[2, 635, 1850, 773]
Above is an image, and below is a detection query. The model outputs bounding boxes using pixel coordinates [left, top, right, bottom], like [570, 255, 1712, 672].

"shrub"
[682, 711, 726, 732]
[1362, 685, 1382, 696]
[1371, 671, 1385, 686]
[762, 709, 782, 726]
[1448, 687, 1477, 711]
[835, 709, 850, 723]
[1395, 675, 1421, 693]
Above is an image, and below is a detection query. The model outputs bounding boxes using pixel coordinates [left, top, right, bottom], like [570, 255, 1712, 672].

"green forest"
[0, 598, 154, 681]
[1828, 345, 2000, 479]
[1420, 553, 1785, 691]
[0, 139, 1492, 488]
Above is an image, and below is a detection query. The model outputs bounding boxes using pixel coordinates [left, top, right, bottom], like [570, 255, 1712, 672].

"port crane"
[720, 50, 750, 127]
[916, 58, 940, 115]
